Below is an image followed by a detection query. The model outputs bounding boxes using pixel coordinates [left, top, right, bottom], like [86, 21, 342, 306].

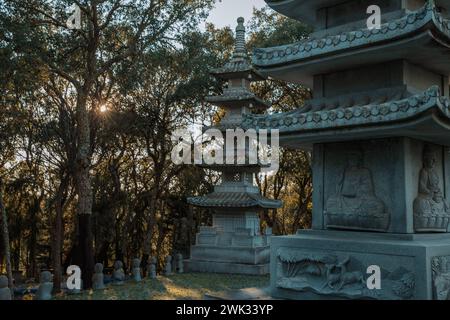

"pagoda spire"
[231, 17, 247, 61]
[210, 17, 265, 82]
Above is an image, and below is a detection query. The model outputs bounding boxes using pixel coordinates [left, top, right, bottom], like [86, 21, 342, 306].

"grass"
[51, 273, 269, 300]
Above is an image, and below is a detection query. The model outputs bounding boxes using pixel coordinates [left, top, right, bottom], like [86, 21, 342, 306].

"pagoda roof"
[253, 1, 450, 86]
[211, 60, 266, 81]
[198, 163, 270, 172]
[187, 191, 283, 209]
[206, 88, 271, 109]
[264, 0, 450, 25]
[242, 85, 450, 148]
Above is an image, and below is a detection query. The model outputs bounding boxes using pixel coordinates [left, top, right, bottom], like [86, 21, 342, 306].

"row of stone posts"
[0, 254, 184, 300]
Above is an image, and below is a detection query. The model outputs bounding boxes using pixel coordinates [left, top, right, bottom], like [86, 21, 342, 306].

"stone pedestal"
[271, 230, 450, 300]
[185, 224, 271, 275]
[270, 137, 450, 299]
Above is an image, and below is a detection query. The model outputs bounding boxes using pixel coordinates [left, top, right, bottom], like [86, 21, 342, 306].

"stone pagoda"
[185, 18, 282, 275]
[242, 0, 450, 299]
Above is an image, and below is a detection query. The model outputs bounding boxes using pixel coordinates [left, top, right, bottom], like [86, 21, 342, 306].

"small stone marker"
[164, 256, 173, 276]
[176, 254, 184, 274]
[0, 276, 11, 300]
[148, 257, 157, 279]
[92, 263, 105, 290]
[131, 258, 142, 282]
[36, 271, 53, 300]
[112, 260, 125, 285]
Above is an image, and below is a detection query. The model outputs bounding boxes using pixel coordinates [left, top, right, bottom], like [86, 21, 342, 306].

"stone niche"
[312, 137, 450, 234]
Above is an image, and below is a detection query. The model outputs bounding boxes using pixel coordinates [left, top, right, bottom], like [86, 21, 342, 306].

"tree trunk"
[0, 178, 13, 295]
[77, 214, 94, 288]
[74, 91, 94, 289]
[52, 175, 68, 292]
[27, 197, 39, 280]
[141, 218, 155, 276]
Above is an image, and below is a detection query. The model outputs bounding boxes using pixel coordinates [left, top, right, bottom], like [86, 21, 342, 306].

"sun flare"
[99, 104, 108, 113]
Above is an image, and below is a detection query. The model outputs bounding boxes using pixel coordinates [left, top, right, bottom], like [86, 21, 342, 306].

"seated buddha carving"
[414, 145, 450, 232]
[325, 151, 389, 231]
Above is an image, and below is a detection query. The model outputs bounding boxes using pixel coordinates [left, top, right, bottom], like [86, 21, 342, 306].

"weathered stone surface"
[164, 256, 173, 276]
[251, 0, 450, 300]
[311, 138, 450, 234]
[112, 260, 125, 285]
[92, 263, 105, 290]
[0, 276, 11, 300]
[255, 2, 450, 87]
[431, 255, 450, 300]
[324, 149, 389, 232]
[131, 258, 142, 282]
[185, 260, 269, 275]
[36, 271, 53, 300]
[176, 254, 184, 274]
[414, 145, 450, 232]
[269, 230, 450, 300]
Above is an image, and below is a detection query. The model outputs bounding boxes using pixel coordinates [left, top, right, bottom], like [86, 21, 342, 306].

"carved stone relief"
[276, 248, 415, 300]
[431, 256, 450, 300]
[325, 150, 390, 232]
[414, 145, 450, 232]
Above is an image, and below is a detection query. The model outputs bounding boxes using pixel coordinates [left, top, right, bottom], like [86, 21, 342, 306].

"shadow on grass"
[54, 273, 269, 300]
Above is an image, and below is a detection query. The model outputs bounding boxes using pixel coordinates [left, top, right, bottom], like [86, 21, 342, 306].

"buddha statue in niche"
[325, 150, 389, 231]
[414, 145, 450, 232]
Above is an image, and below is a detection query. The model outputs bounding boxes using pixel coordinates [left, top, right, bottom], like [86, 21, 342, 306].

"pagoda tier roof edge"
[242, 86, 450, 146]
[253, 1, 450, 69]
[265, 1, 450, 25]
[187, 191, 283, 209]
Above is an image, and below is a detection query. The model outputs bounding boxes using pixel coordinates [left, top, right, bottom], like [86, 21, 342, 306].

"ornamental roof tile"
[253, 1, 450, 68]
[242, 86, 450, 132]
[206, 88, 271, 109]
[187, 191, 283, 209]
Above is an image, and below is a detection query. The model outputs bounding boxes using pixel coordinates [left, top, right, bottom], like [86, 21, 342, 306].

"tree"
[248, 8, 313, 233]
[3, 0, 215, 288]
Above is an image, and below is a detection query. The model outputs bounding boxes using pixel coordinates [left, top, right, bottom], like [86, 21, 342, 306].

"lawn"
[52, 273, 269, 300]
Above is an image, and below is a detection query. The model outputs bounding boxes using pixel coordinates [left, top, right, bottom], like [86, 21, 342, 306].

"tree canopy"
[0, 1, 312, 290]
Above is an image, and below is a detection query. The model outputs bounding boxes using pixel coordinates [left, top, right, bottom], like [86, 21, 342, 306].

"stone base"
[185, 244, 270, 275]
[270, 229, 450, 300]
[185, 260, 269, 275]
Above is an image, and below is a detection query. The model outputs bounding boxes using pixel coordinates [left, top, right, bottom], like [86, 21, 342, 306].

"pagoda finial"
[232, 17, 247, 60]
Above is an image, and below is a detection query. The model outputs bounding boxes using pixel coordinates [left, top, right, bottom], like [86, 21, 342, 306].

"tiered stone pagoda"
[185, 18, 282, 275]
[243, 0, 450, 299]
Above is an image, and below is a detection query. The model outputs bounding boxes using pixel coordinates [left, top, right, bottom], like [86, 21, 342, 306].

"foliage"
[0, 1, 313, 287]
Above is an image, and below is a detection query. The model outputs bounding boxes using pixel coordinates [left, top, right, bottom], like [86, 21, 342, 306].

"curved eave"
[198, 163, 270, 172]
[210, 67, 266, 82]
[265, 0, 450, 26]
[254, 2, 450, 86]
[243, 86, 450, 148]
[206, 95, 270, 109]
[265, 0, 344, 25]
[187, 193, 283, 209]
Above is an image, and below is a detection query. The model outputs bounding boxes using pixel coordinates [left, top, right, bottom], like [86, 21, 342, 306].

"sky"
[206, 0, 267, 28]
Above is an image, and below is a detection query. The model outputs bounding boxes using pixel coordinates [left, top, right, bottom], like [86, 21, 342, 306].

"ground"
[48, 273, 269, 300]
